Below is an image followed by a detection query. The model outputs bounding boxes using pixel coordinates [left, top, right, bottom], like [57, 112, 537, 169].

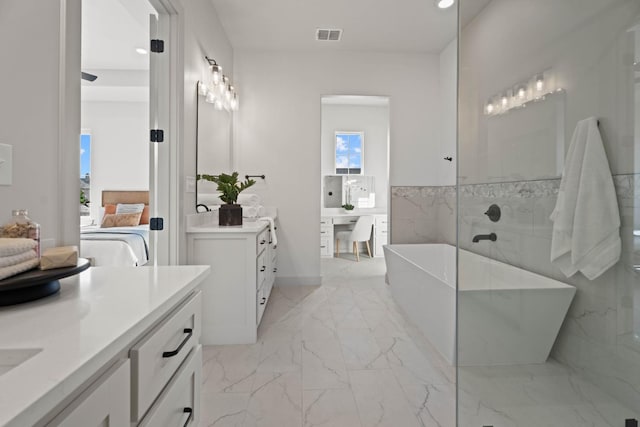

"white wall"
[438, 38, 457, 186]
[81, 101, 149, 220]
[0, 0, 80, 247]
[321, 103, 389, 211]
[233, 50, 440, 283]
[178, 0, 234, 262]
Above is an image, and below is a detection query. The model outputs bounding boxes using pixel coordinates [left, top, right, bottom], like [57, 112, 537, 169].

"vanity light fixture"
[485, 69, 559, 116]
[199, 56, 239, 112]
[436, 0, 455, 9]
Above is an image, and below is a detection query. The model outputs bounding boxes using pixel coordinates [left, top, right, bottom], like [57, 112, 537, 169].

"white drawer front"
[257, 286, 267, 325]
[130, 291, 202, 422]
[47, 359, 130, 427]
[333, 216, 358, 225]
[257, 250, 267, 289]
[320, 217, 332, 225]
[320, 238, 331, 257]
[139, 346, 202, 427]
[257, 228, 269, 254]
[375, 216, 388, 228]
[320, 225, 333, 237]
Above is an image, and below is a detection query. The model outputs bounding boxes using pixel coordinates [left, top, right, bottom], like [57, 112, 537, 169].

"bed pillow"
[139, 205, 150, 225]
[115, 203, 145, 215]
[104, 204, 117, 215]
[101, 212, 142, 228]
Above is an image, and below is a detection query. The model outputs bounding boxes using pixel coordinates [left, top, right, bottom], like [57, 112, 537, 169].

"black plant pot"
[219, 204, 243, 226]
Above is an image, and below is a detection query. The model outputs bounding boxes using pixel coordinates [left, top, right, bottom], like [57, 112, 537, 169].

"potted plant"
[197, 172, 255, 226]
[342, 203, 355, 212]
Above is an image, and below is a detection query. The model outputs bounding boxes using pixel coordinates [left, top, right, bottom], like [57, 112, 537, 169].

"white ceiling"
[82, 0, 155, 71]
[210, 0, 492, 53]
[322, 95, 389, 106]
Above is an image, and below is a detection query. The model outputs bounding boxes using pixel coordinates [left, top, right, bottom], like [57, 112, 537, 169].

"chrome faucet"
[472, 233, 497, 243]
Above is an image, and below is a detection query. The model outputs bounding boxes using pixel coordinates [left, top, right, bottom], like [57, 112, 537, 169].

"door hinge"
[150, 39, 164, 53]
[150, 217, 164, 231]
[150, 129, 164, 142]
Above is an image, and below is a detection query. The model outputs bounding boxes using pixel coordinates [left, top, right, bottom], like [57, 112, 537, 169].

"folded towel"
[0, 238, 37, 257]
[258, 216, 277, 247]
[550, 117, 620, 280]
[0, 257, 40, 281]
[243, 205, 266, 218]
[238, 193, 261, 207]
[0, 249, 37, 268]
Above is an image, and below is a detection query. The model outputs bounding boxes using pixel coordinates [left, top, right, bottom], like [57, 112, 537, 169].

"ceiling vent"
[316, 28, 342, 41]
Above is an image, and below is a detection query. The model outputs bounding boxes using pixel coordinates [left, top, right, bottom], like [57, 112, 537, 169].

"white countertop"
[0, 265, 210, 427]
[322, 208, 387, 217]
[186, 210, 276, 233]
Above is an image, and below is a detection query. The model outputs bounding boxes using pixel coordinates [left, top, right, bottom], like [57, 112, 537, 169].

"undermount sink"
[0, 348, 42, 376]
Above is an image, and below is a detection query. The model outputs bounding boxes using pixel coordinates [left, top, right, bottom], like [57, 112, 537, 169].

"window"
[335, 132, 363, 175]
[80, 133, 91, 216]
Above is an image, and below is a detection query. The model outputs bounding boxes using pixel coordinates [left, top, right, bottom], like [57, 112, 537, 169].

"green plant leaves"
[197, 172, 256, 204]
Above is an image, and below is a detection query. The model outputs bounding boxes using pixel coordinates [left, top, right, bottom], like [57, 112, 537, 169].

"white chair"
[335, 215, 374, 261]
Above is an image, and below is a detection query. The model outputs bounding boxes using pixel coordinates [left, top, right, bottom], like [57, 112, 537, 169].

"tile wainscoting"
[391, 175, 640, 411]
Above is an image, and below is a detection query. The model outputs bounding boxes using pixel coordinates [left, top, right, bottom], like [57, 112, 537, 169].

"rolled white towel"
[0, 249, 37, 268]
[238, 193, 261, 207]
[0, 238, 37, 257]
[0, 257, 40, 281]
[243, 205, 266, 218]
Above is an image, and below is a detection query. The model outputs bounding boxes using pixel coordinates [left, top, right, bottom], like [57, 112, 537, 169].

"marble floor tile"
[302, 338, 350, 390]
[202, 344, 261, 393]
[244, 372, 303, 427]
[349, 369, 422, 427]
[200, 392, 250, 426]
[337, 328, 389, 370]
[302, 389, 362, 427]
[401, 383, 456, 427]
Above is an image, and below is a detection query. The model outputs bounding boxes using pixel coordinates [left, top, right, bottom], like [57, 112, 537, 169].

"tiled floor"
[199, 256, 455, 427]
[199, 256, 639, 427]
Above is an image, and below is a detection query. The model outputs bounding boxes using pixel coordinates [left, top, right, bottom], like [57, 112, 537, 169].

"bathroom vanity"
[321, 210, 388, 257]
[0, 265, 210, 427]
[186, 211, 278, 345]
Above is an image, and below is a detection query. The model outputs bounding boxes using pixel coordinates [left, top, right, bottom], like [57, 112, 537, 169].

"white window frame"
[334, 131, 364, 175]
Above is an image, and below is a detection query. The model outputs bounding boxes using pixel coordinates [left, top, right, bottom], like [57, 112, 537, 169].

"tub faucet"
[472, 232, 497, 243]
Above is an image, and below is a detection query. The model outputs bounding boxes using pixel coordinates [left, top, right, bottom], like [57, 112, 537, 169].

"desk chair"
[335, 215, 374, 261]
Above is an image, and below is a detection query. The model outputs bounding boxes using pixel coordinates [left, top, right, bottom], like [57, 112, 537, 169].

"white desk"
[320, 210, 388, 258]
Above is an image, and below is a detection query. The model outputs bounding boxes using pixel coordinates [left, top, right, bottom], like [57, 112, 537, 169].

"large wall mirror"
[196, 87, 232, 208]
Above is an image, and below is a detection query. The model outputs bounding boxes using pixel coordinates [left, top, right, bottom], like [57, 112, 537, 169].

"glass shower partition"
[457, 0, 640, 425]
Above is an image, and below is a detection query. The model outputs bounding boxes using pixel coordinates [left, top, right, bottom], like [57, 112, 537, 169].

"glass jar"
[1, 210, 41, 257]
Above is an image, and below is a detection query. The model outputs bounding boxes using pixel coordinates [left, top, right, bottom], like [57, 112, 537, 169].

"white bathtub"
[383, 244, 576, 366]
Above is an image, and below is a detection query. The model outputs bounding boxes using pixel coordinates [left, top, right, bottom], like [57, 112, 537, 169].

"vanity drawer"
[257, 250, 267, 289]
[320, 217, 333, 226]
[320, 238, 331, 257]
[256, 286, 267, 325]
[320, 224, 332, 237]
[139, 345, 202, 427]
[130, 291, 201, 422]
[375, 216, 388, 228]
[333, 216, 358, 225]
[257, 228, 269, 254]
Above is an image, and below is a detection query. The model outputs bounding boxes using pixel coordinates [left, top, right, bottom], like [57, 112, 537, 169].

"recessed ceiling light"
[135, 47, 148, 55]
[436, 0, 454, 9]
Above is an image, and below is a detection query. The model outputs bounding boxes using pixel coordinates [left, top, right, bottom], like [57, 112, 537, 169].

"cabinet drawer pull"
[349, 219, 357, 223]
[320, 245, 326, 248]
[260, 239, 266, 245]
[273, 267, 277, 273]
[260, 297, 266, 305]
[183, 407, 193, 426]
[260, 266, 266, 272]
[162, 328, 193, 358]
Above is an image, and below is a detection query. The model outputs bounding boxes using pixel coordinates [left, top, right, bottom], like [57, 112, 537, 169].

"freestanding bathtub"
[383, 244, 576, 366]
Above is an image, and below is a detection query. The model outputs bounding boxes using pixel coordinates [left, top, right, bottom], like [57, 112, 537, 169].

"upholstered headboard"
[101, 190, 149, 207]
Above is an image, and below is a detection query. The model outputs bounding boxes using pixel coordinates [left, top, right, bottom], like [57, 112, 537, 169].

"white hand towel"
[258, 217, 277, 247]
[0, 249, 37, 268]
[0, 257, 40, 280]
[238, 193, 261, 207]
[550, 117, 620, 280]
[0, 238, 37, 257]
[243, 205, 265, 218]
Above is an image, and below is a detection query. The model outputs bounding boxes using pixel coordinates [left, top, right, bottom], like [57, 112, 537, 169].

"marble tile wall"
[390, 176, 640, 411]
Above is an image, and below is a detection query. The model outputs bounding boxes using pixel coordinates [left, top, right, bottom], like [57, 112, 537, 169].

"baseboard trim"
[275, 276, 322, 287]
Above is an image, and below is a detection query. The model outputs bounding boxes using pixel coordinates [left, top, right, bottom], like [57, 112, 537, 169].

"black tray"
[0, 258, 90, 306]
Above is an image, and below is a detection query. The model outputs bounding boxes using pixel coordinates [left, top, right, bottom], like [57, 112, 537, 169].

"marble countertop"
[0, 265, 210, 427]
[186, 210, 276, 233]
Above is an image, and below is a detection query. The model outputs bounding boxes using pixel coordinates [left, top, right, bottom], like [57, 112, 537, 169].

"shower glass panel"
[457, 0, 640, 425]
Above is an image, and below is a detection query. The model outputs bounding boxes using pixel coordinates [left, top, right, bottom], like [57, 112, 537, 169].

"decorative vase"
[219, 204, 243, 226]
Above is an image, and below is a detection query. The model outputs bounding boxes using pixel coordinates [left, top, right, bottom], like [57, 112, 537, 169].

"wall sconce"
[484, 69, 561, 116]
[198, 56, 239, 111]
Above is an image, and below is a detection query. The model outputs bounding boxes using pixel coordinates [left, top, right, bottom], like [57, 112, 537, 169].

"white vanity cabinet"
[320, 212, 388, 258]
[374, 214, 388, 257]
[320, 216, 334, 257]
[187, 221, 277, 345]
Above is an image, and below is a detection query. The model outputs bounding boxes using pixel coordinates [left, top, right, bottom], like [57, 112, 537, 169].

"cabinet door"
[47, 359, 130, 427]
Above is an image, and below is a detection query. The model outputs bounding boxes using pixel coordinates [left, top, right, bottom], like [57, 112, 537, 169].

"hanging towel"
[550, 117, 620, 280]
[0, 249, 37, 268]
[258, 217, 277, 247]
[0, 238, 37, 257]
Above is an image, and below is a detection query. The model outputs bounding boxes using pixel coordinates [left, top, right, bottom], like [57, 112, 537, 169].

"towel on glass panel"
[550, 117, 620, 280]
